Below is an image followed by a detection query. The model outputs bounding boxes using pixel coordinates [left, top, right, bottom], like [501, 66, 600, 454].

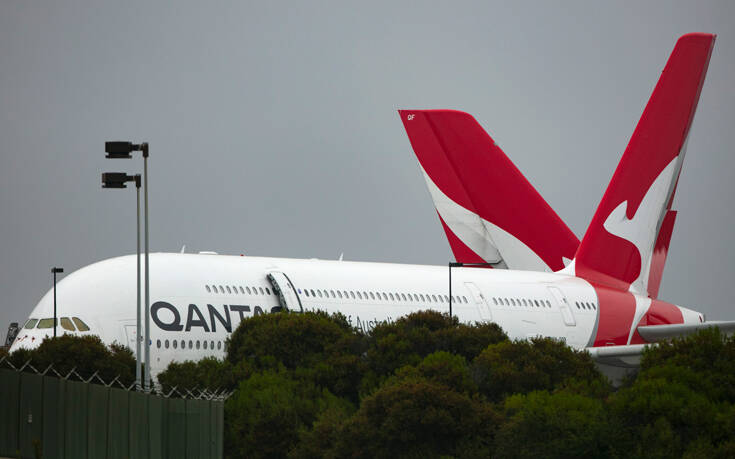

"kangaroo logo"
[602, 157, 680, 294]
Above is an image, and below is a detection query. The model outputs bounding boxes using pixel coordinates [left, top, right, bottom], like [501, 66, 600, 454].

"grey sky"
[1, 1, 734, 332]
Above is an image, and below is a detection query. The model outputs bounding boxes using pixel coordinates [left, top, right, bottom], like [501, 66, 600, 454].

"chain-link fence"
[0, 357, 227, 458]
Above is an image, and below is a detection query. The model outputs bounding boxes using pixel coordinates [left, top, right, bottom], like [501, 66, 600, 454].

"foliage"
[331, 377, 496, 459]
[471, 337, 609, 401]
[362, 310, 507, 394]
[4, 334, 135, 386]
[157, 356, 234, 393]
[225, 366, 351, 459]
[155, 314, 735, 458]
[494, 390, 612, 459]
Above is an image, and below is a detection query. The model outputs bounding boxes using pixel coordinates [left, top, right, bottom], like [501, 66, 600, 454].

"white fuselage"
[10, 252, 703, 377]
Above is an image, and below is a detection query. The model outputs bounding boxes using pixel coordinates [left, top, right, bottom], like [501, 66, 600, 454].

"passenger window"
[60, 317, 75, 331]
[389, 293, 394, 301]
[173, 340, 177, 349]
[259, 287, 265, 295]
[350, 291, 356, 299]
[317, 290, 323, 298]
[331, 290, 336, 298]
[204, 341, 208, 349]
[245, 286, 252, 294]
[226, 286, 232, 294]
[157, 339, 161, 348]
[337, 291, 343, 299]
[239, 286, 245, 294]
[357, 292, 363, 300]
[24, 319, 39, 329]
[196, 341, 200, 349]
[217, 341, 222, 350]
[188, 340, 193, 349]
[165, 340, 170, 349]
[181, 340, 185, 349]
[546, 300, 551, 307]
[381, 293, 388, 301]
[205, 285, 211, 293]
[211, 340, 214, 349]
[369, 292, 375, 300]
[493, 298, 498, 305]
[72, 317, 90, 331]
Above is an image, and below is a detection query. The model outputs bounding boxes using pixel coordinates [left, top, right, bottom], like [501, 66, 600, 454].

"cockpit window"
[60, 317, 75, 331]
[24, 319, 38, 329]
[72, 317, 90, 331]
[37, 318, 55, 328]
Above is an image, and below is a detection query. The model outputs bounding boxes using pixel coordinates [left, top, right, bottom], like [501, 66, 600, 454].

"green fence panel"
[18, 372, 44, 459]
[129, 390, 149, 459]
[42, 376, 66, 459]
[148, 394, 164, 459]
[1, 370, 223, 459]
[107, 387, 129, 459]
[165, 398, 187, 459]
[212, 401, 224, 459]
[64, 380, 89, 459]
[87, 383, 109, 458]
[185, 399, 202, 458]
[0, 369, 20, 457]
[198, 399, 211, 459]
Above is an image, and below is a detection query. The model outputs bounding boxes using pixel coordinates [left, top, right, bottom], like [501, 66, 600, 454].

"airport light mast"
[102, 171, 143, 390]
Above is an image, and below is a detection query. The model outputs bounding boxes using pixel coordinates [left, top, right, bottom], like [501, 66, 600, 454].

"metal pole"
[142, 144, 151, 391]
[53, 270, 57, 338]
[448, 263, 452, 319]
[135, 177, 142, 391]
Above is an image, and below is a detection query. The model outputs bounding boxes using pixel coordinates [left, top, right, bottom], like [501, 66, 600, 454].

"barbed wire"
[0, 356, 232, 401]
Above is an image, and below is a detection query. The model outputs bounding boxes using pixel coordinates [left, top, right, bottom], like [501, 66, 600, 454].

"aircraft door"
[267, 271, 303, 313]
[464, 282, 492, 321]
[547, 286, 576, 326]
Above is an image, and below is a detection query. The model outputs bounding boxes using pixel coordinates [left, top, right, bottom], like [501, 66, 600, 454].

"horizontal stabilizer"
[637, 321, 735, 342]
[585, 344, 647, 368]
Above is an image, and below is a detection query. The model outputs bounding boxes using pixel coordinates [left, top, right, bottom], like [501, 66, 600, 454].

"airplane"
[10, 33, 735, 383]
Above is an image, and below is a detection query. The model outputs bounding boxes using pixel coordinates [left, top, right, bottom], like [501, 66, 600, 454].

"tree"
[5, 335, 135, 386]
[494, 390, 612, 459]
[226, 311, 366, 402]
[363, 310, 507, 394]
[331, 377, 497, 459]
[472, 337, 608, 401]
[225, 367, 350, 459]
[157, 356, 234, 393]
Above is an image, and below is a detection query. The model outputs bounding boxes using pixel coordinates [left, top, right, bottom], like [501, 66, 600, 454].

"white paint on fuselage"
[10, 252, 698, 378]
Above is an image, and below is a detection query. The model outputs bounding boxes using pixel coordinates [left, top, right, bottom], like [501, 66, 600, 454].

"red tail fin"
[400, 109, 579, 271]
[573, 33, 715, 296]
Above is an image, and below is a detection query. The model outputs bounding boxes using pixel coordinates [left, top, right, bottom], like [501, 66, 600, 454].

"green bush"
[472, 337, 608, 401]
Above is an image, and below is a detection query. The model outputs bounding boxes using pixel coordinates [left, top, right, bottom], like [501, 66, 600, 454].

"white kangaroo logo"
[602, 157, 680, 294]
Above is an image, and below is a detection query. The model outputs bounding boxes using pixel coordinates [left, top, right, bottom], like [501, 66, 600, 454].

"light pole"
[51, 267, 63, 338]
[105, 141, 151, 391]
[102, 172, 142, 390]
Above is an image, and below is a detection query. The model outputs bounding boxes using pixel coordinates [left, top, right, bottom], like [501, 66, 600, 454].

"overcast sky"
[1, 1, 734, 332]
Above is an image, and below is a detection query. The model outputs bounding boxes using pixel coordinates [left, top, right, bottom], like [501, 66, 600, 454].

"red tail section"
[400, 110, 579, 271]
[573, 33, 715, 297]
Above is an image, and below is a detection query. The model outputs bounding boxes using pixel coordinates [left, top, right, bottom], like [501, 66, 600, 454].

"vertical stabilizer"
[573, 33, 715, 296]
[400, 109, 579, 271]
